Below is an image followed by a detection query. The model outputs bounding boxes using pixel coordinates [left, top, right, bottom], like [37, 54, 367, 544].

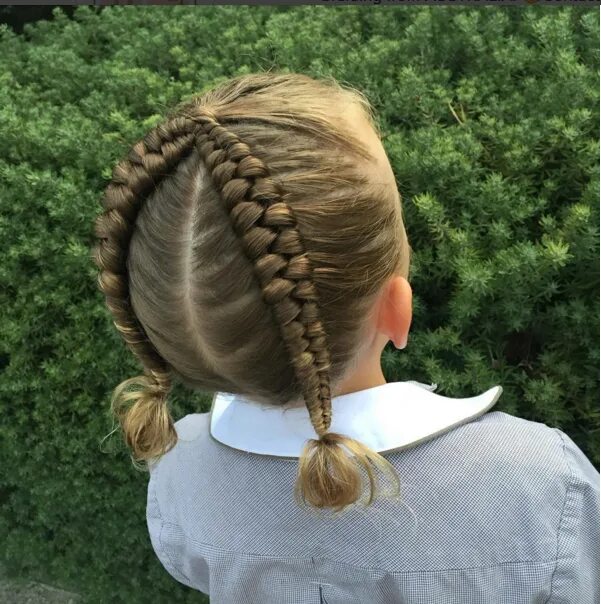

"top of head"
[96, 71, 410, 425]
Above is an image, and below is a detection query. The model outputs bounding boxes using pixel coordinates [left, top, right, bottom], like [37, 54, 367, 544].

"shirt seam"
[159, 519, 562, 573]
[542, 428, 573, 604]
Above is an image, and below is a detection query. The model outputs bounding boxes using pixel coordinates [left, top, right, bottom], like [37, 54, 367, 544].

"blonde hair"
[92, 71, 410, 513]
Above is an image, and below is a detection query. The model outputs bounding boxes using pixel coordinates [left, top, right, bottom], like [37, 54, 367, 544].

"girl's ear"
[376, 275, 412, 350]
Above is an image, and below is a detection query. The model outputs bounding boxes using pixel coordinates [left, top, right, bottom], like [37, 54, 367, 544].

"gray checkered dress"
[147, 410, 599, 603]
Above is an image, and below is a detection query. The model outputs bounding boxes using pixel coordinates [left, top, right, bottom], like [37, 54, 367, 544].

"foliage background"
[0, 5, 598, 603]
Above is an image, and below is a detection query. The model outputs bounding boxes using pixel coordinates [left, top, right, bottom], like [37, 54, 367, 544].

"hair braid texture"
[95, 117, 207, 462]
[93, 72, 405, 513]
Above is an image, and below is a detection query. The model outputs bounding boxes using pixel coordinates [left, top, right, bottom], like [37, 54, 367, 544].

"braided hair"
[92, 72, 407, 513]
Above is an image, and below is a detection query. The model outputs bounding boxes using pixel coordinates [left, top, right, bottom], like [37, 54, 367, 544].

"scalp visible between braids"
[92, 72, 407, 513]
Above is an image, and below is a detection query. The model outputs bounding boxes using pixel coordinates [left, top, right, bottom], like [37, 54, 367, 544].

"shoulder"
[147, 413, 209, 478]
[456, 410, 599, 492]
[467, 409, 565, 450]
[406, 409, 578, 493]
[147, 413, 210, 517]
[466, 410, 569, 470]
[550, 426, 600, 491]
[174, 412, 210, 441]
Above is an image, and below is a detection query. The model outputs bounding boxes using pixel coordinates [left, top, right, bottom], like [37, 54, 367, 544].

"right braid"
[183, 107, 335, 439]
[181, 104, 394, 512]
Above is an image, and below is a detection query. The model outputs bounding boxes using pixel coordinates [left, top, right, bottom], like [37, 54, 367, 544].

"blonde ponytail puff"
[109, 373, 178, 471]
[294, 431, 402, 514]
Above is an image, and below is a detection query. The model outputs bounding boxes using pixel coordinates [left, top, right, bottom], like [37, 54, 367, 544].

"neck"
[332, 353, 387, 399]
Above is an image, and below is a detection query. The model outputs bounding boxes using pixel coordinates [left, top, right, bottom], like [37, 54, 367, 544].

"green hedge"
[0, 6, 598, 603]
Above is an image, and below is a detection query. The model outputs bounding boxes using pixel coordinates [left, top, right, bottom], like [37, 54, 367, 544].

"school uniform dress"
[146, 380, 600, 603]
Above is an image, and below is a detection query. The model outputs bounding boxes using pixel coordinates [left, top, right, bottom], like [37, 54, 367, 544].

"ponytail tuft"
[109, 373, 177, 471]
[294, 431, 402, 513]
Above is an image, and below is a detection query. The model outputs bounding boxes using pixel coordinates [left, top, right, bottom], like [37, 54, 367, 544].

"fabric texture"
[146, 393, 599, 604]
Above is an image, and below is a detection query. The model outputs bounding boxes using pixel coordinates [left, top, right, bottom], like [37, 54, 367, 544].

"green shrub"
[0, 5, 598, 603]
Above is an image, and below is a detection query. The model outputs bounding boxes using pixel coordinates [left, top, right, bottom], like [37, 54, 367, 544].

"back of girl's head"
[92, 71, 410, 514]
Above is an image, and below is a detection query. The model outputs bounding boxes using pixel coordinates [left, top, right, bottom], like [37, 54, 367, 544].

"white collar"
[208, 380, 503, 458]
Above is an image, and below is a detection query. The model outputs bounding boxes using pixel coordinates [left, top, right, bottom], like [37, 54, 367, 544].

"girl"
[92, 71, 599, 603]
